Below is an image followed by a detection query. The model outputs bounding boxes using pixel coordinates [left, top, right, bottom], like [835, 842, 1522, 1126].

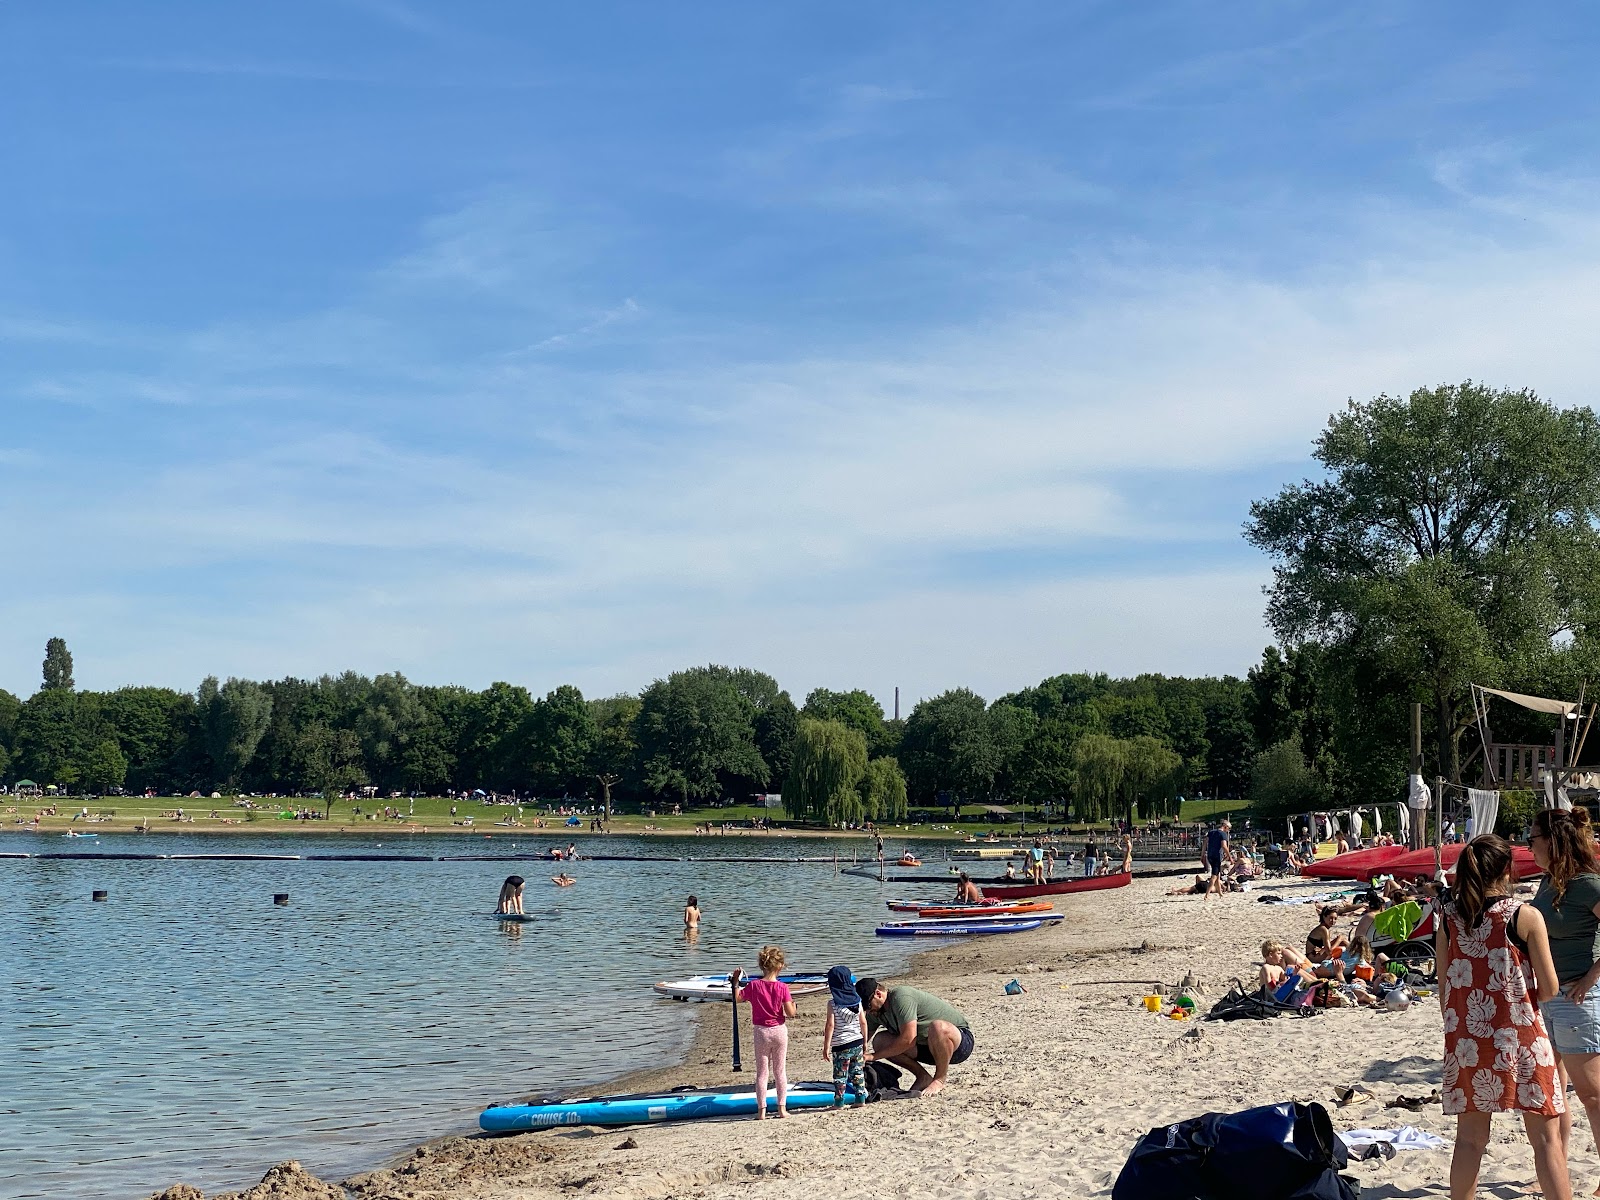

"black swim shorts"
[916, 1026, 975, 1066]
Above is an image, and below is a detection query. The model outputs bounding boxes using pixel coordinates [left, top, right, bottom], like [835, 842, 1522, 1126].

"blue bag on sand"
[1112, 1100, 1356, 1200]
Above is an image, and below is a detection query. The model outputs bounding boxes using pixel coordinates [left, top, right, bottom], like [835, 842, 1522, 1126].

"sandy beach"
[148, 874, 1573, 1200]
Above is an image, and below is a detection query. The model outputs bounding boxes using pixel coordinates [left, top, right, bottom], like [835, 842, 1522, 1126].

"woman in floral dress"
[1437, 834, 1569, 1200]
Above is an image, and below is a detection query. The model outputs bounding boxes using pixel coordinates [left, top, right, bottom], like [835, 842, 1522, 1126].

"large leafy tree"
[100, 686, 198, 794]
[522, 684, 599, 796]
[859, 756, 909, 823]
[898, 689, 998, 808]
[588, 694, 642, 816]
[1246, 383, 1600, 784]
[197, 677, 275, 789]
[803, 689, 890, 756]
[635, 667, 766, 805]
[458, 682, 535, 791]
[42, 637, 74, 692]
[13, 689, 86, 787]
[784, 717, 868, 826]
[0, 686, 21, 760]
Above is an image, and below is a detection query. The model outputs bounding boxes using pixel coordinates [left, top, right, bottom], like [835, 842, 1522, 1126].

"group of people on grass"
[730, 945, 973, 1117]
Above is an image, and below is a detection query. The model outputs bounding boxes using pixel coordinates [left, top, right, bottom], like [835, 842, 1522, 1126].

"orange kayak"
[914, 901, 1054, 919]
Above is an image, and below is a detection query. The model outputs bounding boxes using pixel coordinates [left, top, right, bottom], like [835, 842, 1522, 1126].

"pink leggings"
[752, 1023, 788, 1113]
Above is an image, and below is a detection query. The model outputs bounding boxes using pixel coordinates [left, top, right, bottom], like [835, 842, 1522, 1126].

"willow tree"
[784, 717, 868, 826]
[1246, 383, 1600, 784]
[860, 755, 908, 823]
[1072, 733, 1126, 821]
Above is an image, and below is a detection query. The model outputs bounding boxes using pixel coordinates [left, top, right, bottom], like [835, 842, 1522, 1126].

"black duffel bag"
[1112, 1100, 1356, 1200]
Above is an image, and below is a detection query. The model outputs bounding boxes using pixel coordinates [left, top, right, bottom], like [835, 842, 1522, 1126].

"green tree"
[459, 682, 535, 792]
[0, 686, 21, 754]
[355, 673, 429, 792]
[295, 723, 367, 814]
[784, 717, 868, 826]
[754, 692, 799, 790]
[588, 694, 641, 816]
[803, 689, 889, 756]
[635, 668, 766, 805]
[13, 689, 85, 788]
[859, 755, 908, 823]
[522, 684, 599, 796]
[899, 689, 997, 808]
[1246, 382, 1600, 784]
[101, 686, 198, 794]
[81, 739, 128, 793]
[1122, 734, 1184, 819]
[42, 637, 74, 691]
[1071, 733, 1127, 822]
[197, 677, 274, 789]
[1247, 737, 1328, 821]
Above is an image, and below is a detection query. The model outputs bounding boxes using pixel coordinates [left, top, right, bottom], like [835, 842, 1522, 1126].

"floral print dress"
[1441, 895, 1563, 1116]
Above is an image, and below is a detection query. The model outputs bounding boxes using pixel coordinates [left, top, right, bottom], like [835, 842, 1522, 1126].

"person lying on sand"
[1260, 938, 1346, 989]
[856, 977, 973, 1099]
[1168, 873, 1211, 896]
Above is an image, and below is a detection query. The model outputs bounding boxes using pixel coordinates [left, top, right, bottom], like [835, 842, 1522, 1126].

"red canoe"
[1298, 846, 1412, 881]
[1373, 843, 1541, 880]
[980, 872, 1132, 900]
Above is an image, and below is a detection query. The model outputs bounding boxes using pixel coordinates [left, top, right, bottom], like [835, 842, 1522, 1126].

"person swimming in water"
[496, 875, 525, 914]
[552, 873, 576, 886]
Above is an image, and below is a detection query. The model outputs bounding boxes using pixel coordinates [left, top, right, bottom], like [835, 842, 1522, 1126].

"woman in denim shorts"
[1530, 807, 1600, 1173]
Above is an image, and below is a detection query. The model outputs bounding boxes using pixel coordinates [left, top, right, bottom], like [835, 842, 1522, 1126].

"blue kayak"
[480, 1081, 854, 1130]
[875, 918, 1044, 937]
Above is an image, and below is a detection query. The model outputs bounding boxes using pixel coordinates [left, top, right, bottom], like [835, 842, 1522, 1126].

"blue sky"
[3, 2, 1599, 707]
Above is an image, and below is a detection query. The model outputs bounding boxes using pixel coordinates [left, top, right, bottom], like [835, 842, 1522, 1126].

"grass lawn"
[6, 792, 1241, 838]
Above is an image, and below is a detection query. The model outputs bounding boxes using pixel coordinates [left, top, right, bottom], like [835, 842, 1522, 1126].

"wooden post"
[1410, 703, 1424, 851]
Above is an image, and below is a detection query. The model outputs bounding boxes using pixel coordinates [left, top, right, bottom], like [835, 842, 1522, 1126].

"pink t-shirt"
[741, 977, 792, 1027]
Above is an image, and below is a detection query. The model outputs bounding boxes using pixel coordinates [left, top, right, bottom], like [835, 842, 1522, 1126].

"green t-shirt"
[867, 986, 970, 1045]
[1531, 872, 1600, 985]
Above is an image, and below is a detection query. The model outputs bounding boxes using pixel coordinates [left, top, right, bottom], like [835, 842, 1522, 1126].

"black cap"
[854, 977, 881, 1005]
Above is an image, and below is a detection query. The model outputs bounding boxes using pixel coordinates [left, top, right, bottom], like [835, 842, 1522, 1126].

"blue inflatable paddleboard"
[480, 1081, 853, 1130]
[875, 918, 1044, 936]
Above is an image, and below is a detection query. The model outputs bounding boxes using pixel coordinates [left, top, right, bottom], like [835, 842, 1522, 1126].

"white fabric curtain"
[1371, 806, 1383, 834]
[1543, 775, 1573, 810]
[1348, 810, 1363, 843]
[1408, 774, 1432, 811]
[1467, 789, 1500, 840]
[1395, 803, 1410, 841]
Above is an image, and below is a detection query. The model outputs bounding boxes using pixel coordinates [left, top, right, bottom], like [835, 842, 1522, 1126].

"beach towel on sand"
[1113, 1101, 1356, 1200]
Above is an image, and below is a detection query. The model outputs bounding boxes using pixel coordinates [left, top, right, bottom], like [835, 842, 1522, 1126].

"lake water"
[0, 831, 928, 1200]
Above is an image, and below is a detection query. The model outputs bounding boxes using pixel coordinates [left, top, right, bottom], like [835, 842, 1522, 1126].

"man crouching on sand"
[855, 977, 974, 1098]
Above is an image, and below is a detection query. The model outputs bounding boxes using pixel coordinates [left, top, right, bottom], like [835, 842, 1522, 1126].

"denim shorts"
[1541, 990, 1600, 1055]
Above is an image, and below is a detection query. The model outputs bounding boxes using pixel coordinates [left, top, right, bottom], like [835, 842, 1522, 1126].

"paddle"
[730, 968, 743, 1071]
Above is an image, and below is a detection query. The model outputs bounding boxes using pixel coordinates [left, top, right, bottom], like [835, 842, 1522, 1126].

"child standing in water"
[1437, 834, 1568, 1200]
[733, 945, 796, 1119]
[822, 965, 867, 1108]
[683, 895, 701, 933]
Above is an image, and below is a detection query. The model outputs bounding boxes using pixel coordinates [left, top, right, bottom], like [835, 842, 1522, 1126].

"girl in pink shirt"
[733, 944, 797, 1118]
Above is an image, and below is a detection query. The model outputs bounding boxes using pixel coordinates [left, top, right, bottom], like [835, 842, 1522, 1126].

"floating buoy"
[273, 893, 289, 906]
[92, 889, 108, 902]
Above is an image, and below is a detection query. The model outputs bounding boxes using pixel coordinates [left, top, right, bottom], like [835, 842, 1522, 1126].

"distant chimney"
[894, 686, 899, 721]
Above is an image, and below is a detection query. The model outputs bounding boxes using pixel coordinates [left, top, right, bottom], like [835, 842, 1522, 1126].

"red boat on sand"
[980, 872, 1132, 900]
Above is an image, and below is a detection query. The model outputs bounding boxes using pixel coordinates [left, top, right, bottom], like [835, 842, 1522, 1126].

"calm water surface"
[0, 832, 928, 1200]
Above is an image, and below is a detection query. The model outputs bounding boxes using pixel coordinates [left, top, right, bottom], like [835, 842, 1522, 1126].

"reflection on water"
[0, 832, 918, 1200]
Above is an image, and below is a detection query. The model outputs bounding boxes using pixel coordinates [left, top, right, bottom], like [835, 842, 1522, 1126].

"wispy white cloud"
[7, 166, 1600, 702]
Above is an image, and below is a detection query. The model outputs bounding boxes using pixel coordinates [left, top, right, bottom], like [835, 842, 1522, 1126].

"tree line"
[0, 640, 1274, 824]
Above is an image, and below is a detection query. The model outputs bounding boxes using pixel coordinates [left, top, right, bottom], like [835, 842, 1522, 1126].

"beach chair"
[1261, 848, 1293, 878]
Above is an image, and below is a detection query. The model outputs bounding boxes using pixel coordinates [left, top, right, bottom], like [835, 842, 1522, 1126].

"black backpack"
[1113, 1101, 1356, 1200]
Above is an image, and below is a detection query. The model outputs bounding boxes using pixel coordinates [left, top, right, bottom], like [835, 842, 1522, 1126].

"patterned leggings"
[831, 1041, 866, 1104]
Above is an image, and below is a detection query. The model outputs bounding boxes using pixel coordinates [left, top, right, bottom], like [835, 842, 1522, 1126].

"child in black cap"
[822, 965, 867, 1108]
